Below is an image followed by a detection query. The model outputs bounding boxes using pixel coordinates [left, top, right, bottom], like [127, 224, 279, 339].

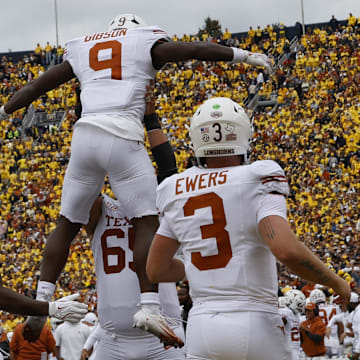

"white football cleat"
[133, 305, 184, 348]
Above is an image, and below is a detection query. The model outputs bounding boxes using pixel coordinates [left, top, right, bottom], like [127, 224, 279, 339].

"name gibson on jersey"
[175, 170, 228, 195]
[84, 29, 128, 42]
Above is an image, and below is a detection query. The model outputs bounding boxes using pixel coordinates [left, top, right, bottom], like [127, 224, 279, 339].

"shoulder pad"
[135, 26, 171, 41]
[251, 160, 289, 196]
[156, 174, 174, 213]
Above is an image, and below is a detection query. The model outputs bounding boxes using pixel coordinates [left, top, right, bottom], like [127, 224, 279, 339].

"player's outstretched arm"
[0, 282, 87, 321]
[0, 61, 75, 118]
[0, 284, 48, 316]
[259, 215, 350, 303]
[151, 41, 273, 74]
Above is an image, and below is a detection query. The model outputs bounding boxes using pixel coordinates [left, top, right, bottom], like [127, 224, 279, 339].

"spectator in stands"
[223, 27, 231, 41]
[248, 26, 255, 41]
[10, 321, 55, 360]
[329, 15, 339, 33]
[256, 69, 264, 86]
[248, 80, 257, 101]
[51, 46, 57, 65]
[34, 44, 43, 65]
[56, 45, 64, 65]
[352, 267, 360, 287]
[347, 13, 357, 28]
[44, 42, 52, 65]
[255, 26, 262, 44]
[300, 302, 326, 357]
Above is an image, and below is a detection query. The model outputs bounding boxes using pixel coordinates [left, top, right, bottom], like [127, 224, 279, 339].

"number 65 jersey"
[156, 160, 290, 315]
[91, 194, 181, 336]
[63, 26, 170, 142]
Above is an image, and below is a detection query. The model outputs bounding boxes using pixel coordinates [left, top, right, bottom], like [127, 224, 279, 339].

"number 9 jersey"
[156, 160, 290, 316]
[63, 26, 170, 142]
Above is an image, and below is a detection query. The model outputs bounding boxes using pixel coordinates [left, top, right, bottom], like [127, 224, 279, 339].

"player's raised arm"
[144, 81, 177, 183]
[0, 279, 87, 321]
[0, 61, 75, 118]
[151, 41, 273, 74]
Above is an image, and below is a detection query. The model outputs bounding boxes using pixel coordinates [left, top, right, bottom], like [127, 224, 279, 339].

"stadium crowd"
[0, 11, 359, 358]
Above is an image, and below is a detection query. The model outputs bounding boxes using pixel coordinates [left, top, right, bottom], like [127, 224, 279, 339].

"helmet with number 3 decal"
[189, 97, 252, 159]
[108, 14, 147, 31]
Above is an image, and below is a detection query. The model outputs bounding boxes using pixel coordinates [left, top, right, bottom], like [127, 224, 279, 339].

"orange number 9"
[183, 192, 232, 271]
[89, 40, 122, 80]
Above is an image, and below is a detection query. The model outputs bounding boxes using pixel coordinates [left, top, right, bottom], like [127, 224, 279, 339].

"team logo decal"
[202, 134, 210, 142]
[210, 111, 223, 118]
[225, 123, 235, 133]
[225, 123, 237, 140]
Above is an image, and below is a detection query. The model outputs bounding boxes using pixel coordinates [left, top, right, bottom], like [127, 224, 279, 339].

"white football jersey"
[156, 160, 289, 315]
[64, 26, 170, 142]
[279, 307, 301, 353]
[91, 194, 181, 337]
[318, 303, 340, 347]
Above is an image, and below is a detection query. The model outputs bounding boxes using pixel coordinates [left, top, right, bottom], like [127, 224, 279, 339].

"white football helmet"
[189, 97, 252, 159]
[108, 14, 147, 31]
[278, 296, 289, 308]
[309, 289, 326, 304]
[286, 289, 306, 314]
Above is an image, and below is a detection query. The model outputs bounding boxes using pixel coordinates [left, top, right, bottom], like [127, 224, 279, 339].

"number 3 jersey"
[63, 26, 170, 142]
[91, 194, 181, 337]
[156, 160, 289, 315]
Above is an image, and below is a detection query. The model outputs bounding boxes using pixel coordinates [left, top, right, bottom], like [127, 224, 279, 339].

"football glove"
[243, 51, 273, 74]
[232, 48, 273, 75]
[0, 105, 8, 121]
[48, 293, 88, 322]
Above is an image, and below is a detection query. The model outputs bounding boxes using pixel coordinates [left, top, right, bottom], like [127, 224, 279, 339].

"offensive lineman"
[146, 97, 350, 359]
[0, 13, 272, 346]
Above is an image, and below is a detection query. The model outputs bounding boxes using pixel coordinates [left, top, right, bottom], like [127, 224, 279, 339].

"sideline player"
[309, 288, 341, 357]
[0, 13, 272, 345]
[279, 290, 305, 360]
[146, 97, 350, 359]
